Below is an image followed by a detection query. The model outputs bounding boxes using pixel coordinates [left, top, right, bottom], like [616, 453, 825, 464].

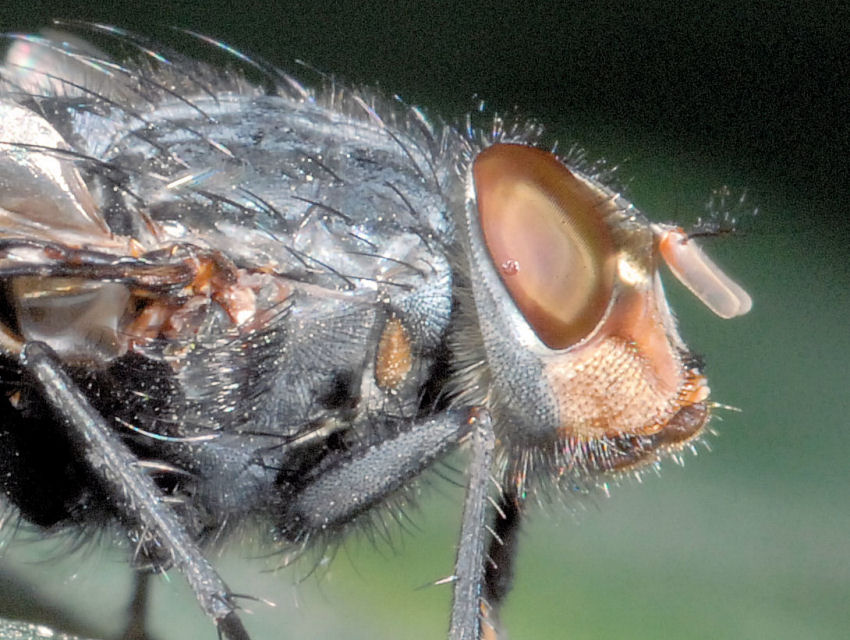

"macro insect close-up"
[0, 6, 847, 640]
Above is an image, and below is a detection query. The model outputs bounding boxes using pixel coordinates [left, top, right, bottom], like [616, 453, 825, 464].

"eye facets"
[472, 144, 617, 349]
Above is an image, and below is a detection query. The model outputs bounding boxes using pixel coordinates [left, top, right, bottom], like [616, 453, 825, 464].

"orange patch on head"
[375, 317, 413, 391]
[547, 335, 683, 439]
[546, 286, 709, 441]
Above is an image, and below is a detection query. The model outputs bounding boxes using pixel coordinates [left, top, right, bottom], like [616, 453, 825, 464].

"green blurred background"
[1, 2, 847, 639]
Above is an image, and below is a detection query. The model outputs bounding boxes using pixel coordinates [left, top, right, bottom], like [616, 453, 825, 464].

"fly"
[0, 22, 751, 640]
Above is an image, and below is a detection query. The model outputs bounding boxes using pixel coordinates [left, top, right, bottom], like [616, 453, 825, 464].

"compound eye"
[473, 144, 616, 349]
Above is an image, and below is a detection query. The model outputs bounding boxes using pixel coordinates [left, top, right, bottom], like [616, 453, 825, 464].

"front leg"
[276, 407, 497, 640]
[449, 409, 495, 640]
[278, 408, 482, 538]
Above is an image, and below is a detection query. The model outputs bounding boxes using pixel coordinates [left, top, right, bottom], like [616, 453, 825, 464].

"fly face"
[0, 25, 751, 640]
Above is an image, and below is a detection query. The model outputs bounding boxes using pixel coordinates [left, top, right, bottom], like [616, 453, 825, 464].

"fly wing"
[2, 29, 119, 98]
[0, 30, 158, 252]
[0, 100, 118, 248]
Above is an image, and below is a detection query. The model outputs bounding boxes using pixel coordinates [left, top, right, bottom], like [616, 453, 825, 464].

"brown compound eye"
[473, 143, 617, 349]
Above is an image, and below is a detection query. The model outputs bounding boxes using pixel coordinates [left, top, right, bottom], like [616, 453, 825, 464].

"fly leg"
[480, 491, 524, 640]
[122, 571, 156, 640]
[448, 409, 495, 640]
[19, 341, 250, 640]
[278, 407, 497, 640]
[281, 408, 483, 536]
